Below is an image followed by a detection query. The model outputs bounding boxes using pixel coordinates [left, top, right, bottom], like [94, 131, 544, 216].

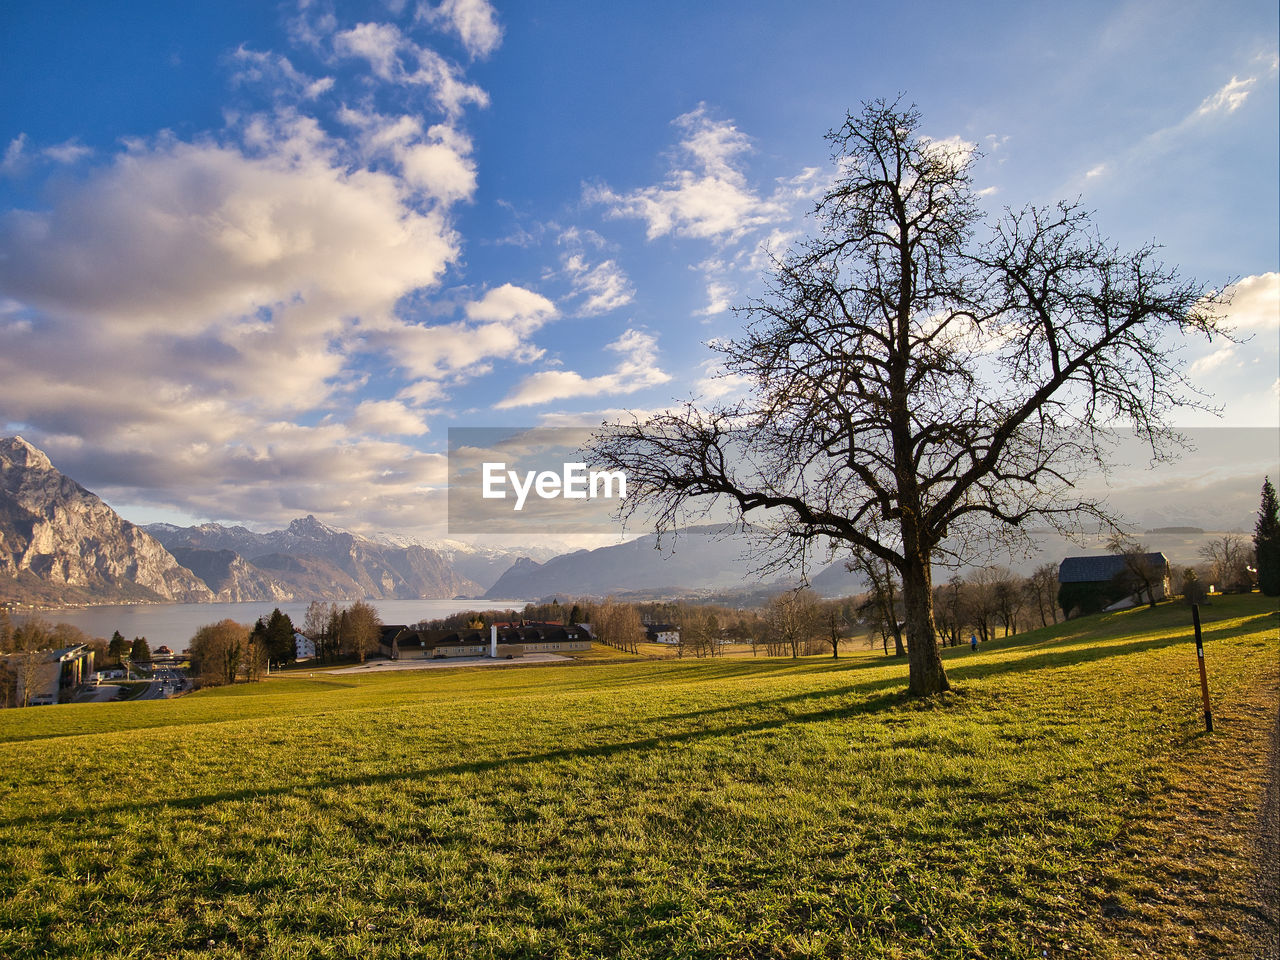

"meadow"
[0, 596, 1275, 959]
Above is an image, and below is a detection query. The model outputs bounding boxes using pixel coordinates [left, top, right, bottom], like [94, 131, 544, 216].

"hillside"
[2, 595, 1274, 958]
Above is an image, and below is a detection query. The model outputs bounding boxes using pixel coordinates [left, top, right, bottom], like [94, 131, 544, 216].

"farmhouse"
[379, 622, 591, 661]
[644, 622, 680, 645]
[1058, 552, 1171, 616]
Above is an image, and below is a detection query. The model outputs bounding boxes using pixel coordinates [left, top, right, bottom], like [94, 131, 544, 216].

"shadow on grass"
[0, 683, 911, 830]
[946, 612, 1276, 684]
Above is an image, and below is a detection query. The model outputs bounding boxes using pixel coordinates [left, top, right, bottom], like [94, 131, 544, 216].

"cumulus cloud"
[346, 399, 432, 436]
[496, 329, 672, 408]
[334, 21, 488, 116]
[339, 107, 477, 203]
[694, 279, 735, 318]
[586, 105, 786, 241]
[230, 46, 334, 100]
[0, 133, 456, 330]
[420, 0, 502, 59]
[562, 254, 634, 315]
[1186, 273, 1280, 397]
[370, 282, 558, 392]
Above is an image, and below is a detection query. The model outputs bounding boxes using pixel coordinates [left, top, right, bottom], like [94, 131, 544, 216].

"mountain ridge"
[0, 436, 215, 604]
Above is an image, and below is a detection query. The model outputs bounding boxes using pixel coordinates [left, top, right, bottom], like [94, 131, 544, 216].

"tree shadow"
[0, 686, 910, 831]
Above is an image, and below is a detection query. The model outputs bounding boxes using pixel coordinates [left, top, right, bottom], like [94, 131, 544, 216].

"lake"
[31, 598, 533, 650]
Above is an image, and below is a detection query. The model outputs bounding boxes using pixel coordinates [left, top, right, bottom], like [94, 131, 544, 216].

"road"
[137, 663, 188, 700]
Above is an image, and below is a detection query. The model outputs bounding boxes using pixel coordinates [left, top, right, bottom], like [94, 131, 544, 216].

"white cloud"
[563, 253, 634, 315]
[1194, 75, 1255, 118]
[587, 105, 786, 241]
[694, 279, 735, 318]
[43, 140, 92, 164]
[346, 399, 432, 436]
[496, 329, 672, 408]
[0, 134, 457, 330]
[1, 135, 26, 175]
[1186, 273, 1280, 399]
[692, 360, 752, 401]
[465, 283, 557, 327]
[1214, 272, 1279, 332]
[333, 21, 488, 117]
[334, 22, 403, 80]
[340, 108, 478, 203]
[230, 46, 333, 101]
[420, 0, 502, 59]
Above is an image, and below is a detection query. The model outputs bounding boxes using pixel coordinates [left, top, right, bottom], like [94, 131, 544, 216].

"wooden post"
[1191, 604, 1213, 733]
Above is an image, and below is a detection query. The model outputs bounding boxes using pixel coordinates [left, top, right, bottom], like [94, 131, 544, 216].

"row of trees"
[189, 602, 380, 686]
[300, 601, 381, 664]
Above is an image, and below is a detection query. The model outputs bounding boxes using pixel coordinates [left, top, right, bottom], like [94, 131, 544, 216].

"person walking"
[970, 633, 979, 651]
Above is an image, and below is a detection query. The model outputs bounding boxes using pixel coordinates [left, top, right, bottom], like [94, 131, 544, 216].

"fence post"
[1191, 603, 1213, 733]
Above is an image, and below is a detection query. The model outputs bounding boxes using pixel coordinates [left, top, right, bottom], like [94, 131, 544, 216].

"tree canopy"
[590, 98, 1232, 696]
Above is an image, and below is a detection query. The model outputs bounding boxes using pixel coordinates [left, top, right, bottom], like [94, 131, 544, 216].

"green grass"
[0, 595, 1275, 959]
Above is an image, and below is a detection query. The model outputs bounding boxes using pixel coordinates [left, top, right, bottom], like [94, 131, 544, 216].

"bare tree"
[1198, 534, 1253, 593]
[677, 605, 721, 658]
[1025, 562, 1059, 628]
[767, 588, 819, 659]
[846, 543, 905, 656]
[592, 598, 644, 654]
[345, 601, 382, 663]
[1107, 534, 1164, 608]
[933, 576, 966, 647]
[819, 600, 847, 658]
[590, 99, 1230, 696]
[189, 620, 250, 686]
[9, 617, 52, 707]
[989, 567, 1023, 637]
[962, 567, 1001, 643]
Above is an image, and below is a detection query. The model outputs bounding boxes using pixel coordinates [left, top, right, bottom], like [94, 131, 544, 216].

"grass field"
[1, 596, 1276, 959]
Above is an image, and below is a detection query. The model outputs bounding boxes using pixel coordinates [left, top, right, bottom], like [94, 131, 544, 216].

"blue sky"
[1, 0, 1276, 543]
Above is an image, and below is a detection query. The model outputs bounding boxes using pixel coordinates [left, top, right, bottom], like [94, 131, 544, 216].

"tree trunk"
[900, 558, 951, 696]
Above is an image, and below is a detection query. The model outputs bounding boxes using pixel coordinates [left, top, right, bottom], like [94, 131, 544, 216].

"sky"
[1, 0, 1277, 547]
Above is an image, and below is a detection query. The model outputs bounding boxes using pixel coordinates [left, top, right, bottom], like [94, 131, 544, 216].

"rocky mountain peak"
[286, 514, 341, 540]
[0, 436, 215, 604]
[0, 436, 55, 476]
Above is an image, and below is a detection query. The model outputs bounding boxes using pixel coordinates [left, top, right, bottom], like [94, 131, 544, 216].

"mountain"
[406, 537, 562, 591]
[166, 547, 295, 603]
[146, 516, 483, 601]
[482, 525, 811, 600]
[0, 436, 215, 604]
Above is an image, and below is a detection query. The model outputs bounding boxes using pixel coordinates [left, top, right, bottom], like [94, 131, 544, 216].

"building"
[1058, 552, 1171, 615]
[293, 631, 316, 660]
[1, 645, 95, 706]
[644, 622, 680, 645]
[379, 622, 592, 661]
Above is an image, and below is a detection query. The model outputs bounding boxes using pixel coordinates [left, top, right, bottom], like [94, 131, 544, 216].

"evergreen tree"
[130, 636, 151, 662]
[108, 630, 128, 663]
[265, 608, 296, 665]
[1255, 477, 1280, 597]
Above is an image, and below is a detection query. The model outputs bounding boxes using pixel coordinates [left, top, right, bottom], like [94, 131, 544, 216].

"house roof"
[1058, 553, 1169, 584]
